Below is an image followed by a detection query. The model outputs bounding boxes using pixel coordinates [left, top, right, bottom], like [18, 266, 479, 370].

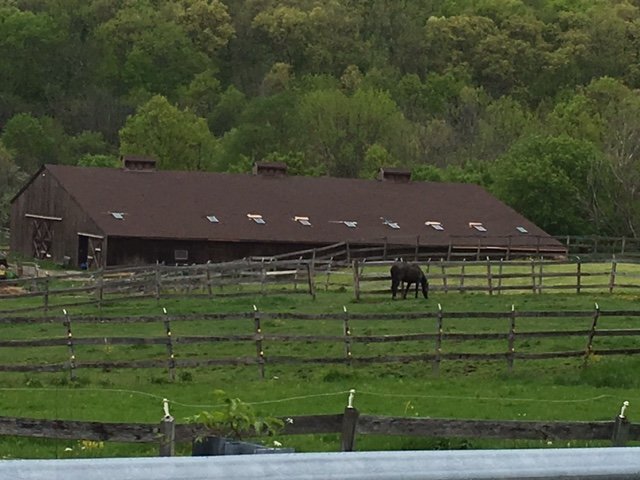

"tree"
[0, 143, 28, 227]
[178, 69, 222, 118]
[0, 6, 66, 104]
[491, 135, 605, 235]
[119, 95, 218, 171]
[1, 114, 70, 173]
[297, 87, 417, 177]
[548, 77, 640, 236]
[174, 0, 235, 58]
[77, 154, 120, 168]
[94, 1, 210, 98]
[251, 0, 364, 74]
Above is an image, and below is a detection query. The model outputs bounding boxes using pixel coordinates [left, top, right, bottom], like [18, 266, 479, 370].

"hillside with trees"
[1, 0, 640, 236]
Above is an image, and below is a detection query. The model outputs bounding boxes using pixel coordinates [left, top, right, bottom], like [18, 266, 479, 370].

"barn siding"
[10, 168, 104, 267]
[106, 237, 324, 265]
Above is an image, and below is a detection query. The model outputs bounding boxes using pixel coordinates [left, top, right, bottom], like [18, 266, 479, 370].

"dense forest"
[1, 0, 640, 237]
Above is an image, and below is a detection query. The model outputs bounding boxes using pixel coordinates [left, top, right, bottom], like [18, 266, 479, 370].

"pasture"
[2, 261, 640, 459]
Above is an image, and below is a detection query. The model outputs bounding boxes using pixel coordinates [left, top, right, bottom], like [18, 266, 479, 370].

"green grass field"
[2, 263, 640, 459]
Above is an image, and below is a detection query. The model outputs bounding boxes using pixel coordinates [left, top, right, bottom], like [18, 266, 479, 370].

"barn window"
[516, 226, 528, 234]
[382, 218, 400, 229]
[111, 212, 125, 220]
[206, 215, 219, 223]
[294, 216, 312, 226]
[425, 221, 444, 231]
[247, 213, 266, 224]
[174, 249, 188, 261]
[469, 222, 487, 232]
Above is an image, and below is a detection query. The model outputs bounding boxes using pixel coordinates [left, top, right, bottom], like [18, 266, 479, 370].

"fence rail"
[2, 307, 640, 377]
[0, 402, 634, 456]
[3, 256, 640, 315]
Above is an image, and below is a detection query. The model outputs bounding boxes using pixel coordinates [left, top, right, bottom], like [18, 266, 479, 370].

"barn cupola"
[121, 155, 157, 171]
[377, 167, 411, 183]
[253, 161, 287, 177]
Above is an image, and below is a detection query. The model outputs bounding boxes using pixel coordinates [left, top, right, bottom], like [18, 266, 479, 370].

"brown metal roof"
[41, 164, 562, 249]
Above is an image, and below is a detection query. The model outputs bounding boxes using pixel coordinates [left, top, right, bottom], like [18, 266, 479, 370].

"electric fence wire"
[0, 387, 631, 410]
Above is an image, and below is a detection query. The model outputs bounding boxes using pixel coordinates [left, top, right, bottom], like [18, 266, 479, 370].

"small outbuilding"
[10, 158, 565, 268]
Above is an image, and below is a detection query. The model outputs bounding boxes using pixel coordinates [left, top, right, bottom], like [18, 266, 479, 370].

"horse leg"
[391, 278, 399, 299]
[415, 282, 419, 298]
[403, 281, 411, 299]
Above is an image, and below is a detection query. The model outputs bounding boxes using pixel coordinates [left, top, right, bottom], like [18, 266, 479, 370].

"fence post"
[293, 256, 302, 292]
[352, 260, 360, 301]
[609, 256, 617, 294]
[538, 259, 544, 294]
[254, 305, 265, 380]
[612, 401, 630, 447]
[43, 274, 50, 318]
[584, 303, 600, 364]
[95, 269, 104, 311]
[325, 257, 333, 292]
[486, 257, 493, 296]
[497, 259, 504, 295]
[414, 235, 420, 262]
[441, 259, 448, 294]
[343, 306, 352, 366]
[383, 237, 388, 261]
[341, 390, 359, 452]
[621, 237, 626, 256]
[307, 260, 316, 300]
[154, 261, 161, 303]
[446, 240, 452, 261]
[459, 259, 465, 293]
[205, 261, 213, 299]
[433, 304, 443, 375]
[346, 241, 351, 264]
[163, 308, 176, 382]
[159, 398, 175, 456]
[508, 305, 516, 372]
[530, 258, 536, 293]
[260, 259, 267, 296]
[576, 258, 582, 294]
[63, 309, 76, 381]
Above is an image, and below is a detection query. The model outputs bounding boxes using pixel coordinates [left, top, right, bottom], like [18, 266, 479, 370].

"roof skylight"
[382, 218, 400, 229]
[206, 215, 219, 223]
[111, 212, 125, 220]
[469, 222, 487, 232]
[343, 221, 358, 228]
[425, 221, 444, 231]
[247, 213, 266, 224]
[516, 226, 528, 234]
[294, 216, 312, 226]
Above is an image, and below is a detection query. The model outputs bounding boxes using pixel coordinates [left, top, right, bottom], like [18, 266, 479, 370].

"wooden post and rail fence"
[0, 399, 634, 456]
[3, 307, 640, 379]
[2, 256, 640, 315]
[351, 256, 640, 300]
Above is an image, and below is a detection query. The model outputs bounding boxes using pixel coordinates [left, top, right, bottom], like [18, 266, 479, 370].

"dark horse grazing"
[390, 262, 429, 299]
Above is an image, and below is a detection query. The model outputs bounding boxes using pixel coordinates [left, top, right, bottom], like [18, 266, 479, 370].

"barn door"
[78, 234, 104, 269]
[31, 218, 54, 260]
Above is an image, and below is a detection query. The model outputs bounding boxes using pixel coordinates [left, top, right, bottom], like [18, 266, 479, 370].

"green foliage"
[77, 154, 120, 168]
[491, 134, 603, 234]
[119, 95, 218, 170]
[186, 390, 284, 440]
[0, 142, 28, 227]
[1, 114, 69, 172]
[6, 0, 640, 236]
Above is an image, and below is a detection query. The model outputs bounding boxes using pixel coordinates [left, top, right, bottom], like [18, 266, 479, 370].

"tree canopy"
[2, 0, 640, 236]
